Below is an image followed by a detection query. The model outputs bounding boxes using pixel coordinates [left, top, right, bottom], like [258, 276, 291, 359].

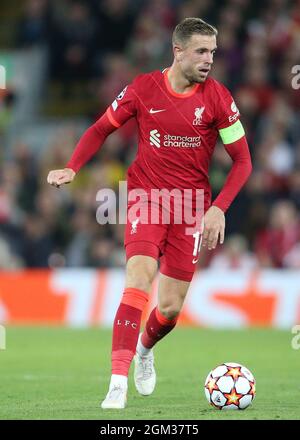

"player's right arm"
[47, 82, 138, 188]
[202, 81, 252, 250]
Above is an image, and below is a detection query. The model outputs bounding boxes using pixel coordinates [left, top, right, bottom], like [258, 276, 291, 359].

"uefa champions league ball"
[204, 362, 256, 410]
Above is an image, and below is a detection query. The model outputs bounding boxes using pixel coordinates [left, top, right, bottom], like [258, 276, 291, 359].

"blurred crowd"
[0, 0, 300, 269]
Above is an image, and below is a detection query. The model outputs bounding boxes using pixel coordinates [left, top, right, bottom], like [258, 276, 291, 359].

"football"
[204, 362, 256, 410]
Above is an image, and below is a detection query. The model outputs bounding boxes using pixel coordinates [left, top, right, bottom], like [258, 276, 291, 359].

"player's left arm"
[202, 120, 252, 250]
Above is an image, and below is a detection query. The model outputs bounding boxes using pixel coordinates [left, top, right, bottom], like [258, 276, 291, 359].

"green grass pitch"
[0, 327, 299, 420]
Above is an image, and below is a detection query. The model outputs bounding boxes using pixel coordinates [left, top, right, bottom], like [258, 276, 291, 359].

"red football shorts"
[124, 199, 204, 282]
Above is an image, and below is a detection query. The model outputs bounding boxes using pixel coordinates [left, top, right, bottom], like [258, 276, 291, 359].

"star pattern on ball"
[249, 381, 256, 396]
[224, 389, 243, 406]
[225, 366, 243, 380]
[206, 377, 219, 394]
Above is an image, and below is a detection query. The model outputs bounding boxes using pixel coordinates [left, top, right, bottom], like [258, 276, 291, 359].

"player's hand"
[47, 168, 76, 188]
[202, 206, 225, 250]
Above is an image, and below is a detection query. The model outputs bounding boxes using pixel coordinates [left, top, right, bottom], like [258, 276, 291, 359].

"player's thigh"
[160, 222, 203, 283]
[157, 273, 190, 317]
[124, 201, 168, 292]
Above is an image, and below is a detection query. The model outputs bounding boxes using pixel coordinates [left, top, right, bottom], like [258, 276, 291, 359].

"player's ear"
[173, 44, 184, 62]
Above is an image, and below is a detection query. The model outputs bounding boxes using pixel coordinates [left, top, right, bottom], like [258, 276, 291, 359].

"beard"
[183, 66, 208, 84]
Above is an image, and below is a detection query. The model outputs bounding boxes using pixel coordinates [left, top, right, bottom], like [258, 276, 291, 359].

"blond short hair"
[172, 18, 218, 46]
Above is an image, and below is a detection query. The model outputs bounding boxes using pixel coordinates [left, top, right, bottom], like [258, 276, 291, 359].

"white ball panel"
[221, 404, 239, 411]
[211, 390, 226, 407]
[217, 376, 234, 393]
[239, 394, 253, 409]
[211, 365, 228, 378]
[235, 377, 251, 394]
[204, 387, 211, 403]
[224, 362, 242, 368]
[241, 366, 254, 382]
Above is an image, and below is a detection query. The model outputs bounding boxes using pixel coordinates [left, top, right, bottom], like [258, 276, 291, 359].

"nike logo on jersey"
[149, 108, 166, 114]
[192, 258, 199, 264]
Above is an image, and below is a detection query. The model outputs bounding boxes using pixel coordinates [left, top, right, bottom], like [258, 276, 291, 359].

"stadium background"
[0, 0, 299, 328]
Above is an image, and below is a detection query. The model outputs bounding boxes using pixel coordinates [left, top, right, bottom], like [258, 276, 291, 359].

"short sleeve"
[106, 80, 138, 128]
[213, 82, 245, 145]
[214, 82, 241, 130]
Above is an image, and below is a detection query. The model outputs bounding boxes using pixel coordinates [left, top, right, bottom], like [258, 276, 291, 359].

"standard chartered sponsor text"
[163, 134, 201, 148]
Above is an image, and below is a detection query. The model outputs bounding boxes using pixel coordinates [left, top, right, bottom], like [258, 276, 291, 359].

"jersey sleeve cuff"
[65, 162, 79, 173]
[211, 200, 227, 213]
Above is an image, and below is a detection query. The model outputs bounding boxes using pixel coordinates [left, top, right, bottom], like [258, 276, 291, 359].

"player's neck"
[167, 64, 196, 94]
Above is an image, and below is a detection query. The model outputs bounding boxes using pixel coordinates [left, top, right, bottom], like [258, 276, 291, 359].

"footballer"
[47, 18, 252, 409]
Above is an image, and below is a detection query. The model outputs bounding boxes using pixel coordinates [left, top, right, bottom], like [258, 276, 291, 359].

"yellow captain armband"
[219, 120, 245, 145]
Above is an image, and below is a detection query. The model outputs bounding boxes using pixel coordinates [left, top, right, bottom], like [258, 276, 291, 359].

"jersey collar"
[163, 68, 200, 98]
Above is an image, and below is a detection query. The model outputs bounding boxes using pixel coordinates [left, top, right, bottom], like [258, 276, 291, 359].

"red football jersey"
[106, 68, 241, 209]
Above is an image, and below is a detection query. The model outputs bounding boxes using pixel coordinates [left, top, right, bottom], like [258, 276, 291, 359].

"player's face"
[175, 34, 217, 83]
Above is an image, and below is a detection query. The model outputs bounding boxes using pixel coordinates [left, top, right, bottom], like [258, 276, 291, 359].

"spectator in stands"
[49, 1, 97, 91]
[95, 0, 137, 55]
[210, 234, 258, 269]
[0, 236, 23, 269]
[255, 200, 300, 267]
[16, 0, 50, 47]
